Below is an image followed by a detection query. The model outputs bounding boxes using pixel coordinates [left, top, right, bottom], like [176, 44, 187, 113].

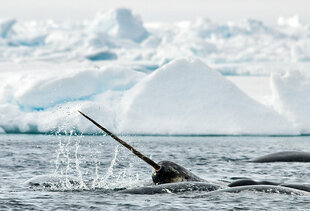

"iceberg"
[14, 65, 145, 109]
[278, 15, 302, 28]
[119, 58, 296, 135]
[0, 19, 16, 38]
[0, 58, 306, 135]
[271, 71, 310, 134]
[91, 8, 149, 43]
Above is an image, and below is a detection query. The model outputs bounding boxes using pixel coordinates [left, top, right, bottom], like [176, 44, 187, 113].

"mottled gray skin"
[229, 179, 278, 187]
[197, 185, 310, 197]
[152, 161, 205, 184]
[229, 179, 310, 193]
[121, 179, 310, 195]
[251, 151, 310, 162]
[120, 182, 220, 194]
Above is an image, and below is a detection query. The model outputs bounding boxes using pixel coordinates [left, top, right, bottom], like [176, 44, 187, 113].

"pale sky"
[0, 0, 309, 25]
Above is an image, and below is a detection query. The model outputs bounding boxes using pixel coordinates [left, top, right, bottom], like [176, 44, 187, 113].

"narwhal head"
[152, 161, 204, 184]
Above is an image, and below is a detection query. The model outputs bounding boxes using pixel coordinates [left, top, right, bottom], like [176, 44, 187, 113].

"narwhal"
[250, 151, 310, 163]
[78, 110, 205, 185]
[78, 111, 310, 195]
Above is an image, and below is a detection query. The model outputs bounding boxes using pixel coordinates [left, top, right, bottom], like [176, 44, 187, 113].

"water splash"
[74, 136, 88, 189]
[92, 145, 119, 188]
[52, 128, 87, 190]
[99, 160, 142, 190]
[46, 128, 143, 191]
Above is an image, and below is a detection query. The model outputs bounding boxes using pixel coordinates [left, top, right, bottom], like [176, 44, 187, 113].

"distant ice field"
[0, 8, 309, 135]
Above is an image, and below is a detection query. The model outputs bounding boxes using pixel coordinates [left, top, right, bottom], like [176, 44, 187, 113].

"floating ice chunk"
[278, 15, 302, 28]
[119, 58, 295, 135]
[7, 20, 58, 47]
[271, 71, 310, 133]
[236, 19, 270, 34]
[0, 19, 16, 38]
[15, 66, 145, 109]
[192, 18, 220, 38]
[91, 8, 149, 42]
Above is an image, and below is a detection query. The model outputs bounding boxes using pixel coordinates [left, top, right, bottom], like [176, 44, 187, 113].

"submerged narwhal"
[78, 111, 205, 185]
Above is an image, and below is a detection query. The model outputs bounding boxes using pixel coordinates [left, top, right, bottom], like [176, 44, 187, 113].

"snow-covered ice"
[0, 19, 16, 38]
[14, 65, 145, 109]
[1, 8, 310, 74]
[271, 71, 310, 134]
[119, 58, 295, 135]
[0, 8, 309, 135]
[90, 8, 149, 43]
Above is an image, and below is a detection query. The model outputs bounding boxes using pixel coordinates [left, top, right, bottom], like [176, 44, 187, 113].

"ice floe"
[0, 8, 309, 135]
[119, 58, 296, 135]
[271, 71, 310, 134]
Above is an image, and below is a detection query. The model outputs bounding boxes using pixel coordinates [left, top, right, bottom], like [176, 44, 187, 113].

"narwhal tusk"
[78, 110, 161, 171]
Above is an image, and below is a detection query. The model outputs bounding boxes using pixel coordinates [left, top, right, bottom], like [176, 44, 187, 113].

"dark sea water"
[1, 134, 310, 210]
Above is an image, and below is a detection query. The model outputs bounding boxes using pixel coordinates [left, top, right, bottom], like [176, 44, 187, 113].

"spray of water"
[51, 110, 142, 191]
[74, 137, 88, 189]
[96, 145, 119, 188]
[52, 127, 88, 190]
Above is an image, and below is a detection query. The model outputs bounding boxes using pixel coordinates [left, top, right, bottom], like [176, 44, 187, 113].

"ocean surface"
[1, 134, 310, 210]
